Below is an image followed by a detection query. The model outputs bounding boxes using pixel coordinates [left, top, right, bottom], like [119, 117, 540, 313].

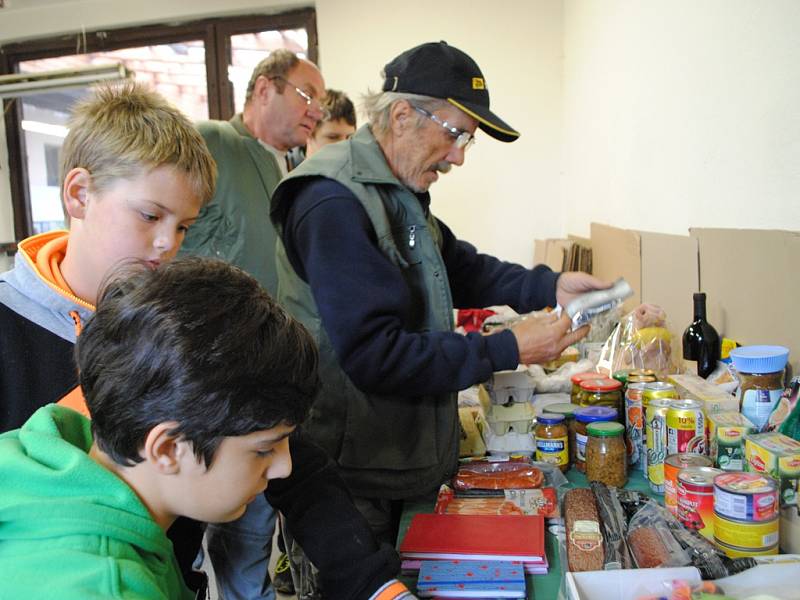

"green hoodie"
[0, 405, 192, 600]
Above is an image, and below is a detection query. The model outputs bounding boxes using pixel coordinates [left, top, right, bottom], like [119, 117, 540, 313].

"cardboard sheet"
[692, 228, 800, 374]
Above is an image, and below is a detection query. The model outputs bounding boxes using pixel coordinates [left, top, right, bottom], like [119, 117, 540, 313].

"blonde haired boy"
[0, 82, 216, 432]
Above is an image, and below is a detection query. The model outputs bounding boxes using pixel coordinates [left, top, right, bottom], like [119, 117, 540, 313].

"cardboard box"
[691, 228, 800, 376]
[590, 223, 699, 345]
[565, 567, 701, 600]
[667, 372, 740, 413]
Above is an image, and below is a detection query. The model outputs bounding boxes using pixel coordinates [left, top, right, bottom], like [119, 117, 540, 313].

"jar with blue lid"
[573, 406, 618, 472]
[729, 345, 789, 432]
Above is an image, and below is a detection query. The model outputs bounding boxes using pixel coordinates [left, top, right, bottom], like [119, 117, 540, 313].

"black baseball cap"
[382, 41, 520, 143]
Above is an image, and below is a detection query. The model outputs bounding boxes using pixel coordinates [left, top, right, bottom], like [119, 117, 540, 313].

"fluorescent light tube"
[0, 63, 133, 99]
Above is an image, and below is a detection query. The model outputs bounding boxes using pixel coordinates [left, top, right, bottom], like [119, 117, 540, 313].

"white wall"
[561, 1, 800, 237]
[2, 1, 799, 266]
[315, 0, 565, 266]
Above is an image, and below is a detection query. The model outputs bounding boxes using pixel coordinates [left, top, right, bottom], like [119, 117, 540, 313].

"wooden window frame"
[0, 9, 318, 240]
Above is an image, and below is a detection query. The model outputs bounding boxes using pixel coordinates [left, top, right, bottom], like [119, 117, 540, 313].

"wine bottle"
[682, 293, 720, 379]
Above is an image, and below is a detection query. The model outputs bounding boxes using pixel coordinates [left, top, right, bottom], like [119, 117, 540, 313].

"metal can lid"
[714, 471, 779, 494]
[665, 453, 713, 469]
[545, 403, 579, 418]
[668, 398, 703, 410]
[580, 377, 623, 392]
[586, 421, 625, 437]
[574, 405, 618, 422]
[643, 381, 676, 392]
[570, 371, 605, 385]
[678, 466, 722, 488]
[537, 413, 565, 425]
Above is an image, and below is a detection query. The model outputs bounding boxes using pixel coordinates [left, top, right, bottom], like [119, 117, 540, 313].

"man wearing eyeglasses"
[182, 50, 412, 600]
[270, 42, 609, 545]
[180, 48, 326, 296]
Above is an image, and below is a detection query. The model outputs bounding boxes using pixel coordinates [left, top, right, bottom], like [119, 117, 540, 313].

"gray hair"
[361, 90, 448, 138]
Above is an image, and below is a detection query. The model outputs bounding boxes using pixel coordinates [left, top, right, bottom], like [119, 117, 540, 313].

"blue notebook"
[416, 559, 526, 598]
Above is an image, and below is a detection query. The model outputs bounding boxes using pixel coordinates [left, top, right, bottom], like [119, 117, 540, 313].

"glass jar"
[579, 377, 624, 417]
[729, 345, 790, 432]
[544, 403, 579, 470]
[586, 421, 628, 487]
[573, 406, 618, 473]
[570, 372, 605, 405]
[535, 413, 569, 472]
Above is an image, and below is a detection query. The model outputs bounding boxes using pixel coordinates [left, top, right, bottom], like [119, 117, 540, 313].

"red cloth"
[456, 308, 497, 333]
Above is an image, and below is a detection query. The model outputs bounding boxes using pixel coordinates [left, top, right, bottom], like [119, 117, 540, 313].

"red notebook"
[399, 514, 545, 562]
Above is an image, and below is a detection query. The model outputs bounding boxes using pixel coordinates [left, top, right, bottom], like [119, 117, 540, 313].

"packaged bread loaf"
[564, 488, 605, 572]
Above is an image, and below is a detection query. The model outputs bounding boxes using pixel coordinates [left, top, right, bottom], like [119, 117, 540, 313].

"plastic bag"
[597, 303, 681, 378]
[590, 481, 634, 569]
[626, 499, 691, 568]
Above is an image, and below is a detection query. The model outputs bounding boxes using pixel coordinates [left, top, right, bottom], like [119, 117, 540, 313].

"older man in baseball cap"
[271, 40, 607, 546]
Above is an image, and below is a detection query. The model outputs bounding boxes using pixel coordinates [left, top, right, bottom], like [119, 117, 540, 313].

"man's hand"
[555, 272, 612, 308]
[511, 313, 590, 365]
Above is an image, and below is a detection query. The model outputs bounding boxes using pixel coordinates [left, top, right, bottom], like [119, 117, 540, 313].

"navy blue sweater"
[281, 178, 560, 396]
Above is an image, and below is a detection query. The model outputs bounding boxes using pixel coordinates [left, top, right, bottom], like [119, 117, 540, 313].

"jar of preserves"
[544, 403, 579, 469]
[586, 421, 627, 488]
[579, 377, 624, 417]
[573, 406, 618, 473]
[535, 413, 569, 472]
[570, 371, 605, 405]
[729, 345, 790, 432]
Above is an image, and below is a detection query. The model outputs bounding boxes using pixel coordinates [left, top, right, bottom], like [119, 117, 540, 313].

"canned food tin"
[645, 398, 672, 493]
[713, 472, 780, 522]
[630, 369, 657, 378]
[664, 453, 714, 516]
[642, 382, 679, 407]
[714, 513, 779, 558]
[667, 399, 706, 455]
[677, 466, 722, 541]
[625, 383, 646, 469]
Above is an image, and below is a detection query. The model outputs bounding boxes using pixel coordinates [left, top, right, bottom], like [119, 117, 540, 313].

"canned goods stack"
[676, 466, 722, 541]
[666, 399, 706, 455]
[713, 472, 780, 557]
[664, 453, 713, 516]
[645, 398, 671, 493]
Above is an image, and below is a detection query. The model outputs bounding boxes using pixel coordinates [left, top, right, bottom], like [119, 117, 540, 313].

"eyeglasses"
[272, 76, 330, 119]
[413, 106, 475, 150]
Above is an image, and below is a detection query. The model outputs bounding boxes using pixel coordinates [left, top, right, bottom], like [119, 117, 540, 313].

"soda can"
[646, 398, 672, 493]
[667, 399, 706, 455]
[664, 453, 714, 516]
[625, 382, 646, 469]
[642, 382, 679, 407]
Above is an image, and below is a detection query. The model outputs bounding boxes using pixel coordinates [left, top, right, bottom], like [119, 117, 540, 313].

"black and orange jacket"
[0, 230, 94, 432]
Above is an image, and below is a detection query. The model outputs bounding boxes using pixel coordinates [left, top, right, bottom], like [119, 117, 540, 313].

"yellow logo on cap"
[472, 77, 485, 90]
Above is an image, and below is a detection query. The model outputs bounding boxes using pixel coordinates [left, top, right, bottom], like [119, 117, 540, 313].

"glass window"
[2, 9, 317, 239]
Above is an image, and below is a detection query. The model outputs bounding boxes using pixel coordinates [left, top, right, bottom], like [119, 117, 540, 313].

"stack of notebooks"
[399, 513, 547, 576]
[416, 559, 526, 598]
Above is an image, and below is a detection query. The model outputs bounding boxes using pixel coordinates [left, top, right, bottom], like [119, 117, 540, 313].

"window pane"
[229, 29, 308, 114]
[18, 42, 207, 233]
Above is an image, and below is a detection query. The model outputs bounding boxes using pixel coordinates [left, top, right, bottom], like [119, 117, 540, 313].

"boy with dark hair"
[0, 257, 411, 599]
[0, 257, 317, 598]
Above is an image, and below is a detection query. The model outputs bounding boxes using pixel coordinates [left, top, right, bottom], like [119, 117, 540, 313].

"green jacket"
[271, 126, 460, 499]
[0, 405, 192, 600]
[180, 114, 283, 294]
